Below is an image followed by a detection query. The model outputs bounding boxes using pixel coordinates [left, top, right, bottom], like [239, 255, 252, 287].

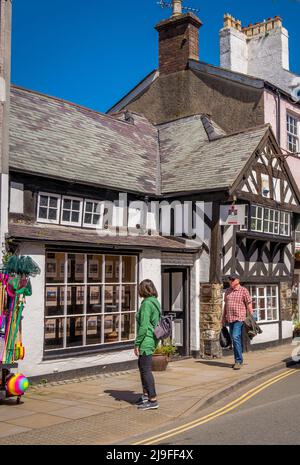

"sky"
[11, 0, 300, 114]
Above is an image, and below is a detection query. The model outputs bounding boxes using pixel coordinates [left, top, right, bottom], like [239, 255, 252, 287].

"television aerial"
[157, 0, 200, 16]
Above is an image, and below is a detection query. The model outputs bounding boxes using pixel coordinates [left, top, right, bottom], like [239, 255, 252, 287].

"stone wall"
[280, 282, 293, 321]
[200, 283, 223, 358]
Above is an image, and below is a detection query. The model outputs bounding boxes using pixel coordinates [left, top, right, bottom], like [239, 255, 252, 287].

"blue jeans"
[229, 321, 244, 364]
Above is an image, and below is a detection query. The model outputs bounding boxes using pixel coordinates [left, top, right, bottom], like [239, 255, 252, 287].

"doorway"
[162, 268, 189, 356]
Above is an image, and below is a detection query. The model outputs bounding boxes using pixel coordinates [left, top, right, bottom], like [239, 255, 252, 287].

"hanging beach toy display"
[0, 255, 40, 404]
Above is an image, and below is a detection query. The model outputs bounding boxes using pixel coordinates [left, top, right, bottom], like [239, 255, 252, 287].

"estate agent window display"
[45, 253, 137, 352]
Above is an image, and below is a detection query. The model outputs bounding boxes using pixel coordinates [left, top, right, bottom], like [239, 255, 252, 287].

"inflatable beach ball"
[6, 373, 29, 397]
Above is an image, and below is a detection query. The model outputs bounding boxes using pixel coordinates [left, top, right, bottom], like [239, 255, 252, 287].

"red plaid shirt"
[223, 286, 253, 323]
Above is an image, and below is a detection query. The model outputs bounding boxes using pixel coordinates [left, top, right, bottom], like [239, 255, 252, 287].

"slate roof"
[9, 86, 270, 196]
[158, 115, 269, 194]
[8, 223, 199, 252]
[9, 86, 158, 194]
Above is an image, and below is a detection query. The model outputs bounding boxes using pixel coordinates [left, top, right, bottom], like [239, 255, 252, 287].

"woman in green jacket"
[134, 279, 161, 410]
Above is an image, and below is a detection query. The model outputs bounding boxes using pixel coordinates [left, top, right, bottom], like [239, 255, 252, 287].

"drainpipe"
[276, 89, 281, 146]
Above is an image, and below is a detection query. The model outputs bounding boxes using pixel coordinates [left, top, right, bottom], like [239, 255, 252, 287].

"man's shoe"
[137, 400, 159, 410]
[233, 363, 243, 370]
[135, 394, 148, 406]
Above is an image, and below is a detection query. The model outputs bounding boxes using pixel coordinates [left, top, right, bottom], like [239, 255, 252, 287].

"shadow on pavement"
[196, 361, 233, 368]
[104, 389, 139, 405]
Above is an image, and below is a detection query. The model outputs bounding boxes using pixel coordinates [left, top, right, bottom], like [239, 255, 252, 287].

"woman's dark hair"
[139, 279, 158, 298]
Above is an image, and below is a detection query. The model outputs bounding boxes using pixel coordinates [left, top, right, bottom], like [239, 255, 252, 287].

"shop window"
[37, 193, 61, 224]
[248, 285, 279, 323]
[61, 196, 83, 226]
[44, 253, 137, 352]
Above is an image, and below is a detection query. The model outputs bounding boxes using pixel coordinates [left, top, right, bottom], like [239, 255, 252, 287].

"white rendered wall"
[220, 26, 299, 96]
[220, 28, 248, 74]
[251, 323, 279, 345]
[139, 250, 162, 305]
[282, 320, 293, 339]
[9, 182, 24, 214]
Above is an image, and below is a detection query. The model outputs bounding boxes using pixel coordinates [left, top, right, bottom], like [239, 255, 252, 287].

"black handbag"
[219, 326, 232, 348]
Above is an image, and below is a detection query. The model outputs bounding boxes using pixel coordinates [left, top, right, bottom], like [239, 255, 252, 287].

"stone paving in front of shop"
[0, 344, 295, 444]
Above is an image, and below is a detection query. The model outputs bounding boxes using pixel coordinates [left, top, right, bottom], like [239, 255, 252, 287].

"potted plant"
[152, 339, 177, 371]
[293, 322, 300, 339]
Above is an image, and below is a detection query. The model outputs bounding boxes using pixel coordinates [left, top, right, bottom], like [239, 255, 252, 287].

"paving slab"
[7, 413, 71, 429]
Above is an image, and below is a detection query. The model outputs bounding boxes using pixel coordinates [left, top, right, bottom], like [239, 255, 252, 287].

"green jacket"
[135, 296, 161, 356]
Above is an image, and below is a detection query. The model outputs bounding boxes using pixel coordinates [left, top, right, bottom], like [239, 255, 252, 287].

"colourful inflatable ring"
[6, 373, 29, 397]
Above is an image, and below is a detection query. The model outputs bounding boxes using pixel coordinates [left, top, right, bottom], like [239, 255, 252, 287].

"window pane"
[92, 214, 100, 225]
[122, 256, 136, 283]
[66, 317, 84, 347]
[260, 310, 266, 321]
[258, 288, 264, 296]
[71, 211, 80, 223]
[257, 207, 263, 219]
[121, 313, 135, 341]
[104, 285, 119, 313]
[46, 253, 65, 284]
[87, 285, 102, 314]
[84, 213, 92, 224]
[251, 206, 257, 217]
[86, 316, 102, 345]
[40, 196, 48, 207]
[44, 318, 64, 350]
[85, 202, 93, 213]
[87, 255, 102, 283]
[105, 256, 120, 283]
[269, 210, 274, 221]
[68, 254, 85, 283]
[63, 199, 71, 209]
[39, 207, 48, 219]
[72, 200, 80, 211]
[257, 220, 262, 231]
[49, 197, 58, 208]
[263, 221, 268, 233]
[104, 315, 119, 343]
[45, 286, 64, 316]
[62, 210, 71, 222]
[48, 208, 57, 220]
[121, 285, 137, 312]
[274, 223, 279, 234]
[66, 286, 84, 315]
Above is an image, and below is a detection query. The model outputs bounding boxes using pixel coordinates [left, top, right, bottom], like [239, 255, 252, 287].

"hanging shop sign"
[220, 204, 246, 226]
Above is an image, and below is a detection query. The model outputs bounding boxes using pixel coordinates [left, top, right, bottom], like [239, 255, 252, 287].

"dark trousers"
[138, 354, 157, 399]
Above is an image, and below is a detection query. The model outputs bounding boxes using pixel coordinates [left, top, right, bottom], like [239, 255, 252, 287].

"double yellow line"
[133, 368, 298, 445]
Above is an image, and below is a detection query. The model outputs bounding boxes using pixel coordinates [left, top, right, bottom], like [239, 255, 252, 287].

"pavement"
[0, 343, 297, 445]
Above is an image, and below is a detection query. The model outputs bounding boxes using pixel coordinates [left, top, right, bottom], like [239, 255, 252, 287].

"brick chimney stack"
[155, 6, 202, 76]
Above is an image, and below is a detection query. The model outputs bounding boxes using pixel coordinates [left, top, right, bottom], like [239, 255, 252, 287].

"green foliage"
[154, 338, 177, 357]
[294, 322, 300, 332]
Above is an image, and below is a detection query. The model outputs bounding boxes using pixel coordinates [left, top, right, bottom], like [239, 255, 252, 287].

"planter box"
[152, 354, 168, 371]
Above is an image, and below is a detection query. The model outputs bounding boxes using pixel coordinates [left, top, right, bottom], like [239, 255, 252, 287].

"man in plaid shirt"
[221, 273, 253, 370]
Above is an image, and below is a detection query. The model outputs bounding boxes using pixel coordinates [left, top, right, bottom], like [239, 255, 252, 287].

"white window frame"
[44, 253, 138, 352]
[83, 199, 105, 229]
[287, 113, 299, 154]
[249, 285, 279, 323]
[37, 192, 61, 224]
[61, 196, 83, 227]
[250, 205, 290, 237]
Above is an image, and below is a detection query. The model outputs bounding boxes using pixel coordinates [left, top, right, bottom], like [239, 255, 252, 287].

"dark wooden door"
[162, 268, 189, 356]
